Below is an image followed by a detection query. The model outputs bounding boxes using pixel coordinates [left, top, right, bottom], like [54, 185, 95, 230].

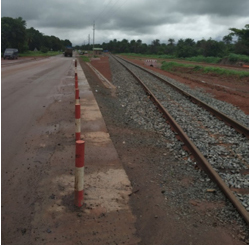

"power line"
[93, 0, 113, 21]
[90, 0, 129, 45]
[95, 0, 120, 23]
[95, 0, 128, 31]
[110, 0, 129, 15]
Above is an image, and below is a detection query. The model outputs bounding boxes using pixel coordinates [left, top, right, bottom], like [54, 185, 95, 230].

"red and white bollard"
[75, 140, 85, 207]
[75, 73, 78, 89]
[75, 88, 80, 104]
[75, 103, 81, 141]
[75, 59, 78, 79]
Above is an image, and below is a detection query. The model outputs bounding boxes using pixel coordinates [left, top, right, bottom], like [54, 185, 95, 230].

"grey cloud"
[94, 0, 248, 34]
[1, 0, 249, 45]
[158, 0, 249, 17]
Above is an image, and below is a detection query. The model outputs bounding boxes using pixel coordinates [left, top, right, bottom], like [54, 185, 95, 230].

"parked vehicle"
[3, 48, 18, 59]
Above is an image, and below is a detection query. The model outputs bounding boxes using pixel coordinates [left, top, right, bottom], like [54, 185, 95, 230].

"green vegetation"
[76, 24, 249, 64]
[1, 16, 72, 53]
[2, 15, 248, 65]
[161, 61, 193, 70]
[119, 53, 176, 59]
[201, 66, 248, 77]
[81, 56, 90, 62]
[19, 50, 62, 57]
[121, 52, 248, 65]
[226, 53, 249, 63]
[161, 61, 249, 78]
[185, 56, 222, 63]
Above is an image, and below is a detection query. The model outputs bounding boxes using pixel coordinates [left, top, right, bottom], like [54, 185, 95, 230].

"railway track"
[110, 54, 249, 223]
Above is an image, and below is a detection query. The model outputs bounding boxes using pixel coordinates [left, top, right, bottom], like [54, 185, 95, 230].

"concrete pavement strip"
[76, 61, 139, 243]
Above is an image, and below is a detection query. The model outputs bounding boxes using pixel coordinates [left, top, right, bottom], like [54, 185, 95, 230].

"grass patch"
[121, 53, 249, 65]
[120, 53, 175, 59]
[185, 55, 221, 64]
[202, 66, 249, 77]
[226, 53, 249, 63]
[19, 51, 62, 57]
[161, 61, 249, 78]
[120, 53, 221, 63]
[161, 61, 194, 70]
[81, 55, 90, 62]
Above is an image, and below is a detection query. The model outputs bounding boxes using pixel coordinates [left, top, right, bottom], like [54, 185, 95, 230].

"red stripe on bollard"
[75, 75, 78, 89]
[75, 140, 85, 207]
[76, 140, 85, 167]
[75, 190, 84, 207]
[75, 104, 81, 119]
[75, 88, 79, 100]
[75, 88, 80, 104]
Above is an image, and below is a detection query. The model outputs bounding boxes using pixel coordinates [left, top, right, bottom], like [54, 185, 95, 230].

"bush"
[185, 55, 221, 64]
[161, 61, 190, 71]
[158, 54, 176, 59]
[161, 61, 249, 77]
[40, 46, 48, 53]
[81, 56, 90, 62]
[203, 66, 249, 77]
[193, 65, 202, 71]
[227, 53, 249, 63]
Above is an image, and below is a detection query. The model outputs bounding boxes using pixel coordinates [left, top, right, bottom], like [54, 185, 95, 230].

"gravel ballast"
[80, 56, 249, 244]
[115, 56, 249, 211]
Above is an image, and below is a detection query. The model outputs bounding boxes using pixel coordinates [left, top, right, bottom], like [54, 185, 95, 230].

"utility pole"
[88, 34, 90, 53]
[93, 21, 95, 50]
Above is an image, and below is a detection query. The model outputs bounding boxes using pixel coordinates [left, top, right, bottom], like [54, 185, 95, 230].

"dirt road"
[2, 56, 70, 169]
[1, 55, 75, 244]
[1, 55, 139, 244]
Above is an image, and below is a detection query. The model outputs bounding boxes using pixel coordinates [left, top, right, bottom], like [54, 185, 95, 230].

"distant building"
[93, 48, 103, 55]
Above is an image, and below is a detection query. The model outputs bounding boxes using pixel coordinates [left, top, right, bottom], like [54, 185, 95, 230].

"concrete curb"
[86, 62, 116, 89]
[75, 58, 139, 243]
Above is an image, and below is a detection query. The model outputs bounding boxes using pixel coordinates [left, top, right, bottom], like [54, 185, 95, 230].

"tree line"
[77, 24, 249, 58]
[1, 16, 72, 53]
[2, 16, 248, 59]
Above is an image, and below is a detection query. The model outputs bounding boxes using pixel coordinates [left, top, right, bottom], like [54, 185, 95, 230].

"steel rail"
[116, 55, 249, 138]
[111, 54, 249, 224]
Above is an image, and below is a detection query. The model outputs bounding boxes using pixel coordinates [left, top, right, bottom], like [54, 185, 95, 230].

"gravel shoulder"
[81, 55, 249, 244]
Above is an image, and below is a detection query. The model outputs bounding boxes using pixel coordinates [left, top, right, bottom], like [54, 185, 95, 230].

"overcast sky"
[1, 0, 249, 46]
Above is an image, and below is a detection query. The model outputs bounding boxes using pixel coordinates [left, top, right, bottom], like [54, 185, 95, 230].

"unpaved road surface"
[2, 55, 75, 244]
[1, 55, 139, 245]
[2, 55, 71, 170]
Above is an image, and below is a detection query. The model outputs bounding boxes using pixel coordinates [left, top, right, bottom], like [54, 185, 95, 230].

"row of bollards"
[74, 59, 85, 208]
